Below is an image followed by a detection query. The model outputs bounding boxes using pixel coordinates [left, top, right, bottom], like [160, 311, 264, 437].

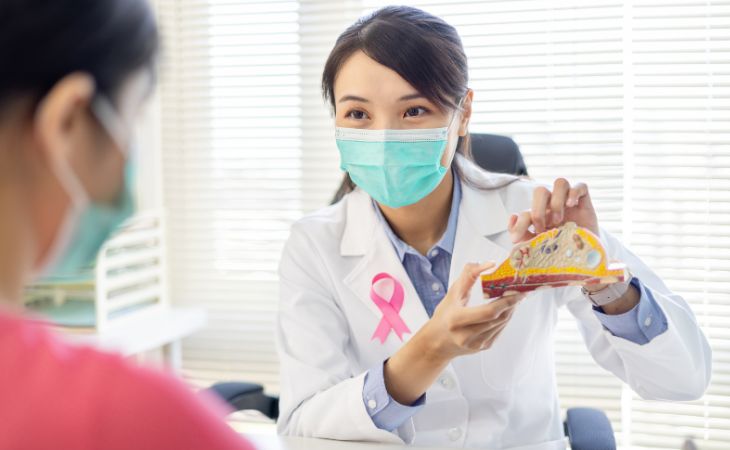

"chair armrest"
[208, 382, 279, 420]
[564, 407, 616, 450]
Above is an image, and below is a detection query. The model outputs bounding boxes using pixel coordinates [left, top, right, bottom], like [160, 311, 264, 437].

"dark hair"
[0, 0, 158, 110]
[323, 5, 474, 204]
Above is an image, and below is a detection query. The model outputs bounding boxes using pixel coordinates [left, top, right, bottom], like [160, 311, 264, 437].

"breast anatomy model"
[481, 222, 627, 299]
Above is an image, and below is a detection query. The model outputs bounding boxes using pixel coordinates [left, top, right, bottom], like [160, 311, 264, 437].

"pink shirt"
[0, 311, 256, 450]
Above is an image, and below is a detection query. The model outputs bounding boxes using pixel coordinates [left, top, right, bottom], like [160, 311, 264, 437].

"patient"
[0, 0, 254, 448]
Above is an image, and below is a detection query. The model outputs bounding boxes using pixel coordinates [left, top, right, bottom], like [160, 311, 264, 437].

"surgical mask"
[335, 111, 460, 208]
[36, 96, 136, 282]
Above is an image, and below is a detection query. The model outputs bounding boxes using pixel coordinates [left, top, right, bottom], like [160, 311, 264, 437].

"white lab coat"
[276, 157, 711, 449]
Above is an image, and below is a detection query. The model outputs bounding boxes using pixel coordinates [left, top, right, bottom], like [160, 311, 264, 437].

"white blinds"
[155, 0, 358, 393]
[156, 0, 302, 391]
[628, 1, 730, 449]
[156, 0, 730, 448]
[299, 0, 362, 211]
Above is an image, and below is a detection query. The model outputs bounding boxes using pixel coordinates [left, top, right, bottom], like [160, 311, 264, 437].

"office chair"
[209, 133, 616, 450]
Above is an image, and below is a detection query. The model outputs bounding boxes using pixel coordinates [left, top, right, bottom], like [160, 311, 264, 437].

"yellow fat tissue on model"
[481, 222, 627, 299]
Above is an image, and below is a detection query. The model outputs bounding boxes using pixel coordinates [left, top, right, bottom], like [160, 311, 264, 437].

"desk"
[244, 433, 440, 450]
[63, 306, 207, 370]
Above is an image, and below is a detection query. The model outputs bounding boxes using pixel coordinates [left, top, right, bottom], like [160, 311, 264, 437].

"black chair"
[469, 132, 529, 177]
[209, 133, 616, 450]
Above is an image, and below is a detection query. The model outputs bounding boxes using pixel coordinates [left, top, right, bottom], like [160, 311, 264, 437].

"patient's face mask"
[335, 108, 461, 208]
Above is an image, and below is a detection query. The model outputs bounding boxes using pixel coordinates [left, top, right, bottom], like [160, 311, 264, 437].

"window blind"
[155, 0, 360, 395]
[627, 1, 730, 449]
[156, 0, 303, 392]
[156, 0, 729, 447]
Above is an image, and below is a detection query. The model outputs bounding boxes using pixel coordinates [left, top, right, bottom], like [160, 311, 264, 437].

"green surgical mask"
[36, 96, 136, 283]
[335, 124, 456, 208]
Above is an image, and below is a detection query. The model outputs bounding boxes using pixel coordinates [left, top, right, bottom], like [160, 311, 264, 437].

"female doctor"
[276, 6, 711, 449]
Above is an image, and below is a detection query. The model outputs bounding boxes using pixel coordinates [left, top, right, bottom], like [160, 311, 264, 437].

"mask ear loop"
[90, 95, 130, 156]
[90, 67, 154, 156]
[443, 96, 466, 169]
[447, 97, 465, 129]
[89, 95, 140, 212]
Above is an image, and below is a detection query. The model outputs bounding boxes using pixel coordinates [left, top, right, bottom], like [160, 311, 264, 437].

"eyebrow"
[338, 95, 369, 103]
[337, 93, 427, 103]
[398, 93, 426, 101]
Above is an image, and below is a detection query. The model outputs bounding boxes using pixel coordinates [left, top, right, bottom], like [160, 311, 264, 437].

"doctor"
[276, 6, 711, 449]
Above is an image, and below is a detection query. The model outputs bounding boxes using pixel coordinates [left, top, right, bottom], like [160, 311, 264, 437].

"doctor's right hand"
[383, 262, 525, 406]
[424, 262, 526, 360]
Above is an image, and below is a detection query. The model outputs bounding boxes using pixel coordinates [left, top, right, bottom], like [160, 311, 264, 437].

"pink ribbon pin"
[370, 273, 411, 343]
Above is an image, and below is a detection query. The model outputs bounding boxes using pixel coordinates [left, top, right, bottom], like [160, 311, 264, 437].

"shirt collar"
[373, 169, 462, 262]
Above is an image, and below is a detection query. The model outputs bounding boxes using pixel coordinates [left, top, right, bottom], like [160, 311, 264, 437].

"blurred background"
[93, 0, 730, 448]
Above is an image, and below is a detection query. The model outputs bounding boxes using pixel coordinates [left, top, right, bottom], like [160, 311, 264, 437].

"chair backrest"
[468, 133, 528, 176]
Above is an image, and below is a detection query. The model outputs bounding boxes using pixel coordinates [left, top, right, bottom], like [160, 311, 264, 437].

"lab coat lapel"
[341, 190, 430, 346]
[449, 177, 512, 306]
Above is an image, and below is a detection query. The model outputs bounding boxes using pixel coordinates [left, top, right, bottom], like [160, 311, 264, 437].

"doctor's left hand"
[384, 262, 526, 406]
[426, 262, 527, 358]
[508, 178, 599, 243]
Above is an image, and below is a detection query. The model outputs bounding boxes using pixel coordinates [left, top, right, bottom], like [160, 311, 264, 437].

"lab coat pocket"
[480, 301, 540, 391]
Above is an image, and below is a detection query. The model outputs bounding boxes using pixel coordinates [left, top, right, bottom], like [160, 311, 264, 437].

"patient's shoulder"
[98, 354, 250, 449]
[0, 312, 252, 450]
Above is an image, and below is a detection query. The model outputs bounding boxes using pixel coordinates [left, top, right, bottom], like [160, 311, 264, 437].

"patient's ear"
[33, 72, 96, 172]
[458, 89, 474, 136]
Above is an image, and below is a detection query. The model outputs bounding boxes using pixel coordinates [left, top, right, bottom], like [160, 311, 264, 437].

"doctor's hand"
[384, 262, 526, 406]
[425, 262, 526, 360]
[508, 178, 599, 244]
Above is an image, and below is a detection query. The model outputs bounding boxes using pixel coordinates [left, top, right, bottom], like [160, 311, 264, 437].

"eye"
[345, 109, 369, 120]
[404, 106, 429, 118]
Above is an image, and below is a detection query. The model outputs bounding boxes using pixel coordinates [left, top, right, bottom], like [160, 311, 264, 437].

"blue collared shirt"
[373, 170, 462, 317]
[362, 172, 668, 432]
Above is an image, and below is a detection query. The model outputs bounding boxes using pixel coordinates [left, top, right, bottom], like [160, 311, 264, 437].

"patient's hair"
[322, 6, 473, 204]
[0, 0, 159, 112]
